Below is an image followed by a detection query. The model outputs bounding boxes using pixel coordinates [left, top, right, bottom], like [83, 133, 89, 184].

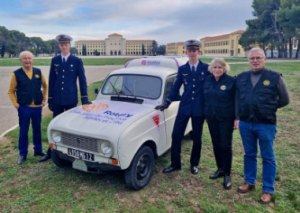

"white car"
[47, 57, 192, 190]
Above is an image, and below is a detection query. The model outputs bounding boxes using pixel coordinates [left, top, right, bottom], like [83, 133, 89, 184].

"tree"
[156, 45, 166, 55]
[276, 3, 300, 58]
[239, 0, 287, 57]
[0, 26, 10, 57]
[93, 49, 100, 56]
[142, 44, 146, 55]
[71, 47, 78, 55]
[30, 37, 44, 56]
[46, 39, 60, 56]
[82, 45, 87, 56]
[152, 40, 158, 55]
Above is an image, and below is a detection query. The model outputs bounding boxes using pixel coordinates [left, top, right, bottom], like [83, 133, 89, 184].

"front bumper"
[54, 150, 121, 172]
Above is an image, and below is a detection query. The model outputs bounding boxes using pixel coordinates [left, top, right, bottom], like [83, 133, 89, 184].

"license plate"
[68, 148, 95, 161]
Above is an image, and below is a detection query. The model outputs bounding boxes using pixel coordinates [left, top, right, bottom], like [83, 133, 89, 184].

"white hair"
[248, 48, 266, 58]
[19, 51, 33, 59]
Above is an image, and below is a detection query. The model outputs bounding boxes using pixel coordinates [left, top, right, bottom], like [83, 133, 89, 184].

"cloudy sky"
[0, 0, 254, 45]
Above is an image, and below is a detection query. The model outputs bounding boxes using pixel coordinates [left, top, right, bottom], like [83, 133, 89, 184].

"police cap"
[56, 34, 72, 43]
[184, 39, 202, 50]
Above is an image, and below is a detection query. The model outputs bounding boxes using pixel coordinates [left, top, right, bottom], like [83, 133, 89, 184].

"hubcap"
[136, 153, 151, 181]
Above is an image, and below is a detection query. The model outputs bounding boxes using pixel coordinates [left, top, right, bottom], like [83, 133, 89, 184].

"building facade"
[165, 42, 185, 55]
[75, 33, 153, 56]
[200, 30, 247, 57]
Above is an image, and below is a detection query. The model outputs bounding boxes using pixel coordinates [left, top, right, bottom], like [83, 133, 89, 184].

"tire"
[51, 150, 72, 168]
[124, 146, 155, 190]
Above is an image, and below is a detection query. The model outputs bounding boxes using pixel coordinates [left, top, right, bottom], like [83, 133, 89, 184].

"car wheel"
[51, 150, 72, 168]
[124, 146, 154, 190]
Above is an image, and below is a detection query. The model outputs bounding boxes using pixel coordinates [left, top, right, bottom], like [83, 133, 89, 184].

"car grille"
[61, 132, 99, 153]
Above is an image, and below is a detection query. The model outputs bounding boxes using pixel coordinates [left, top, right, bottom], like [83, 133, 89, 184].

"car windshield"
[102, 74, 162, 100]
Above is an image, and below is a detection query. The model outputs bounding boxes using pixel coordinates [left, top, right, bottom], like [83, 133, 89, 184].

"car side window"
[163, 75, 177, 101]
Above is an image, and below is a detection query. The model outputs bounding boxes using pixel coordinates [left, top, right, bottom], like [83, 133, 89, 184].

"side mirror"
[94, 87, 99, 94]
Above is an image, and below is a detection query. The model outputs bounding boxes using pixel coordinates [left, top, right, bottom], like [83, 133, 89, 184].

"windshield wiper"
[108, 81, 119, 96]
[122, 84, 136, 99]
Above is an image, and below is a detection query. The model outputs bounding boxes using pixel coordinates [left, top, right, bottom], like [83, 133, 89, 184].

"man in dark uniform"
[235, 48, 289, 203]
[39, 34, 92, 162]
[155, 39, 210, 174]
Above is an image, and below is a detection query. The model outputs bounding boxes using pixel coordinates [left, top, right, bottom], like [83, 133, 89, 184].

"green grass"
[1, 62, 300, 212]
[0, 58, 132, 66]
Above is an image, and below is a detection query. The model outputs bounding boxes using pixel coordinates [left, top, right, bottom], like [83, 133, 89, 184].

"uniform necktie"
[63, 57, 66, 65]
[192, 66, 195, 73]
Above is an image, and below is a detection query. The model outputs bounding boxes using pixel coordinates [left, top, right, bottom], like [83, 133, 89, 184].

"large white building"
[75, 33, 153, 56]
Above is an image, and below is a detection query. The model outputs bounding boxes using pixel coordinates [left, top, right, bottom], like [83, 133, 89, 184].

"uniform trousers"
[46, 103, 77, 156]
[18, 106, 43, 156]
[171, 113, 205, 168]
[206, 116, 234, 175]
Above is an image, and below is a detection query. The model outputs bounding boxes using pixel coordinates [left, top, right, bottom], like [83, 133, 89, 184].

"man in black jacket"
[235, 48, 289, 203]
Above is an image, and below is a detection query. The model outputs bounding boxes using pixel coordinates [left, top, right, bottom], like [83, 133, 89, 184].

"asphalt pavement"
[0, 65, 123, 136]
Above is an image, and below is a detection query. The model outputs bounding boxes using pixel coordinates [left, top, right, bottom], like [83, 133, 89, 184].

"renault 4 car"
[47, 57, 192, 190]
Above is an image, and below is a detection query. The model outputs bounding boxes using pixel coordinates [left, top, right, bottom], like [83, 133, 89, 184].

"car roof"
[109, 66, 177, 79]
[109, 56, 189, 78]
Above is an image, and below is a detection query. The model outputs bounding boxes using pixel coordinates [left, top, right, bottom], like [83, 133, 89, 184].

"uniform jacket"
[166, 60, 210, 116]
[236, 68, 280, 124]
[203, 73, 236, 121]
[48, 54, 88, 105]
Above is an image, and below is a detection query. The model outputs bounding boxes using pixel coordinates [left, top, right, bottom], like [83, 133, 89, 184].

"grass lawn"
[0, 63, 299, 212]
[0, 57, 247, 67]
[0, 58, 132, 67]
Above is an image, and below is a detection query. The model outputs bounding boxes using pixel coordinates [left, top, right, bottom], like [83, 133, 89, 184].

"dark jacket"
[236, 69, 280, 124]
[203, 73, 236, 121]
[14, 68, 43, 106]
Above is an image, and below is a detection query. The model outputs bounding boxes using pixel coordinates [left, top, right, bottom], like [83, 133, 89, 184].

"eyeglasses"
[248, 57, 265, 61]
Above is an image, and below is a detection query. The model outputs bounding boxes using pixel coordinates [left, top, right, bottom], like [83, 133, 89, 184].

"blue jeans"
[239, 121, 277, 194]
[18, 106, 43, 156]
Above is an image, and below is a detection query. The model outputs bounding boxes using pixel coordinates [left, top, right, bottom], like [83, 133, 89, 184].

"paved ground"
[0, 65, 123, 136]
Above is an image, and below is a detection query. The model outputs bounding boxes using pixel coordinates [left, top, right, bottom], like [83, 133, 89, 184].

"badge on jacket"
[220, 85, 226, 90]
[35, 74, 40, 78]
[54, 64, 60, 67]
[263, 80, 270, 86]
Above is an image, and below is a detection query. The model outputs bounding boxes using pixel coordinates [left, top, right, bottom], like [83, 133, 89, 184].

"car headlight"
[52, 131, 62, 143]
[100, 141, 112, 154]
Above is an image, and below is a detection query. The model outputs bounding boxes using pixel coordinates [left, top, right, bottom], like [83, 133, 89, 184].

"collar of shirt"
[189, 61, 199, 71]
[61, 53, 70, 63]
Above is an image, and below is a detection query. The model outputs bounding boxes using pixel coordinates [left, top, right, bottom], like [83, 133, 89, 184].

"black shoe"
[191, 165, 199, 175]
[223, 175, 232, 189]
[34, 152, 46, 157]
[39, 154, 50, 162]
[209, 169, 224, 179]
[163, 166, 181, 173]
[17, 156, 27, 165]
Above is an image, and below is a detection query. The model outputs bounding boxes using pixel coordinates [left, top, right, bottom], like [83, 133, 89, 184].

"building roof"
[108, 33, 123, 37]
[126, 40, 153, 42]
[201, 30, 245, 42]
[75, 40, 105, 43]
[166, 42, 184, 46]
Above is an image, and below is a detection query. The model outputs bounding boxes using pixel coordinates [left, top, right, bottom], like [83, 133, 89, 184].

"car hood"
[48, 99, 156, 142]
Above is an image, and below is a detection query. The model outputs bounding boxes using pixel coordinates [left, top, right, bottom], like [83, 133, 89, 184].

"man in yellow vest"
[7, 51, 48, 165]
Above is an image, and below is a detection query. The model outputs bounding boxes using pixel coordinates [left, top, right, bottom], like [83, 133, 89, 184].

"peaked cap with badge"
[184, 39, 202, 50]
[56, 34, 73, 43]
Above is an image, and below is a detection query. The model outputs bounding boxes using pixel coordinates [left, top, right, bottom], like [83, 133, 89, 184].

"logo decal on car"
[82, 103, 109, 112]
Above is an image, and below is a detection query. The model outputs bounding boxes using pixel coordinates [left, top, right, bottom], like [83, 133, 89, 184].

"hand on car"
[82, 100, 92, 105]
[155, 102, 168, 111]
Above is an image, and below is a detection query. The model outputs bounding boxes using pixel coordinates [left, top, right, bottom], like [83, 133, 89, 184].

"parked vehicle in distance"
[47, 56, 192, 190]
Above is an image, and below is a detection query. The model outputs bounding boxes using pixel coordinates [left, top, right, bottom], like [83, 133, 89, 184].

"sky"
[0, 0, 255, 45]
